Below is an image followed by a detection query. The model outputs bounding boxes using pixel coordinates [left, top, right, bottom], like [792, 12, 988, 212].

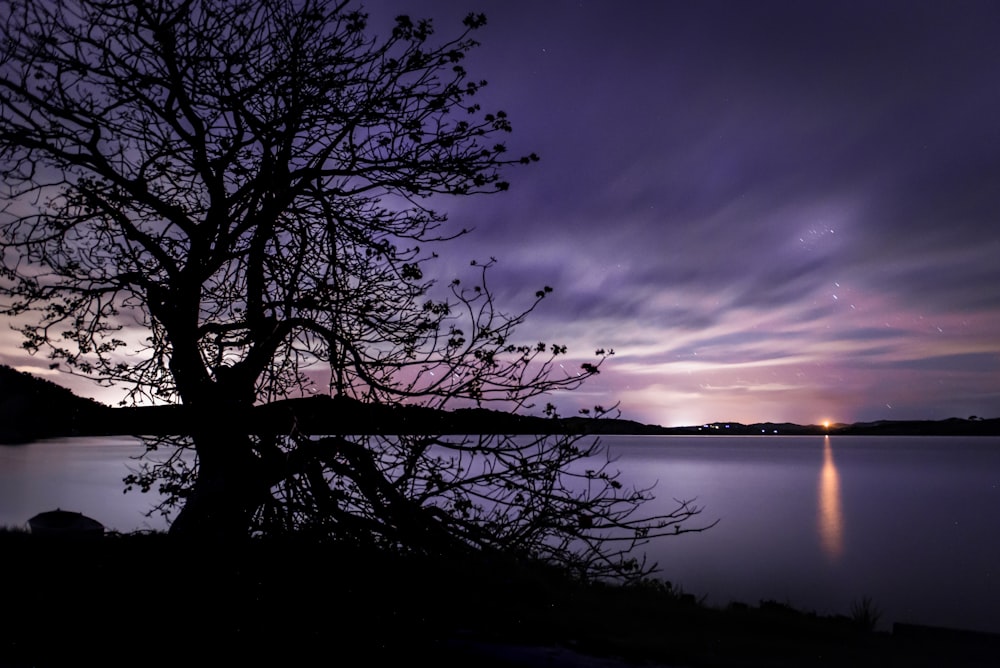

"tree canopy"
[0, 0, 709, 578]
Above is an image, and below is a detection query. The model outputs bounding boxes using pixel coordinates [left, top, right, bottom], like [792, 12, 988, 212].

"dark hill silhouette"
[831, 417, 1000, 436]
[2, 364, 999, 440]
[0, 365, 105, 443]
[659, 419, 1000, 436]
[77, 395, 629, 437]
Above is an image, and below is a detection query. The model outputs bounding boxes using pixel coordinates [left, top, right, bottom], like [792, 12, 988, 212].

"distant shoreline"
[648, 417, 1000, 437]
[45, 397, 1000, 439]
[3, 364, 999, 442]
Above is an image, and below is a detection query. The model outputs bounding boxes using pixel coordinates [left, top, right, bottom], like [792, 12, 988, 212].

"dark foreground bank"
[0, 531, 996, 668]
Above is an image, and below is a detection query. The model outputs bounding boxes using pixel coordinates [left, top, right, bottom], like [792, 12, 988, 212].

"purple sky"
[7, 1, 1000, 427]
[374, 0, 1000, 426]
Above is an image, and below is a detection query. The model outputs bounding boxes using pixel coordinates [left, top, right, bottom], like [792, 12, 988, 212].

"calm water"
[1, 434, 998, 633]
[603, 435, 1000, 634]
[0, 437, 173, 534]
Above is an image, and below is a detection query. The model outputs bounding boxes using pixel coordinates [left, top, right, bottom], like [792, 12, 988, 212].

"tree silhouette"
[0, 0, 708, 577]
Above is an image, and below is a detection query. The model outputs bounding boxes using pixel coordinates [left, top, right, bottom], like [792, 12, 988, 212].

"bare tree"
[0, 0, 709, 577]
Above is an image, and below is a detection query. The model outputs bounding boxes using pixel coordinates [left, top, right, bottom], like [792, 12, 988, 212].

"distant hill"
[79, 396, 645, 437]
[0, 365, 106, 443]
[653, 419, 1000, 437]
[829, 417, 1000, 436]
[2, 364, 998, 440]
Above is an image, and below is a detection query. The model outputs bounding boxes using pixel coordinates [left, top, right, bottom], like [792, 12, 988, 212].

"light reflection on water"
[818, 435, 844, 560]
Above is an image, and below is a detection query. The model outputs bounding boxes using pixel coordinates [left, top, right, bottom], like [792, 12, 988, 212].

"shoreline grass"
[0, 529, 996, 667]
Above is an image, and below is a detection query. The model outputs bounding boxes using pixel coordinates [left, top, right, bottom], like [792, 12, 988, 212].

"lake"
[0, 436, 174, 534]
[1, 434, 998, 634]
[603, 434, 1000, 635]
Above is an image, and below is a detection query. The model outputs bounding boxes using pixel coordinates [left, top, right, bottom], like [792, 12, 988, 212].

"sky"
[368, 0, 1000, 427]
[6, 1, 1000, 427]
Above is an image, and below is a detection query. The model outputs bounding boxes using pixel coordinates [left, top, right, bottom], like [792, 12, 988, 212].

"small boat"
[27, 509, 105, 538]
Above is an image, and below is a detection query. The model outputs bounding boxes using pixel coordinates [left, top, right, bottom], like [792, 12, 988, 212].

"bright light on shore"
[823, 420, 831, 429]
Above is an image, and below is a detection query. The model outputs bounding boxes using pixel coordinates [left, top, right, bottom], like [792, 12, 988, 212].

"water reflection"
[818, 436, 844, 559]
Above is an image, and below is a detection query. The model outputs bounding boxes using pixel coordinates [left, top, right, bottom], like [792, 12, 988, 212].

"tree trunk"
[159, 322, 281, 538]
[166, 367, 277, 539]
[168, 431, 269, 539]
